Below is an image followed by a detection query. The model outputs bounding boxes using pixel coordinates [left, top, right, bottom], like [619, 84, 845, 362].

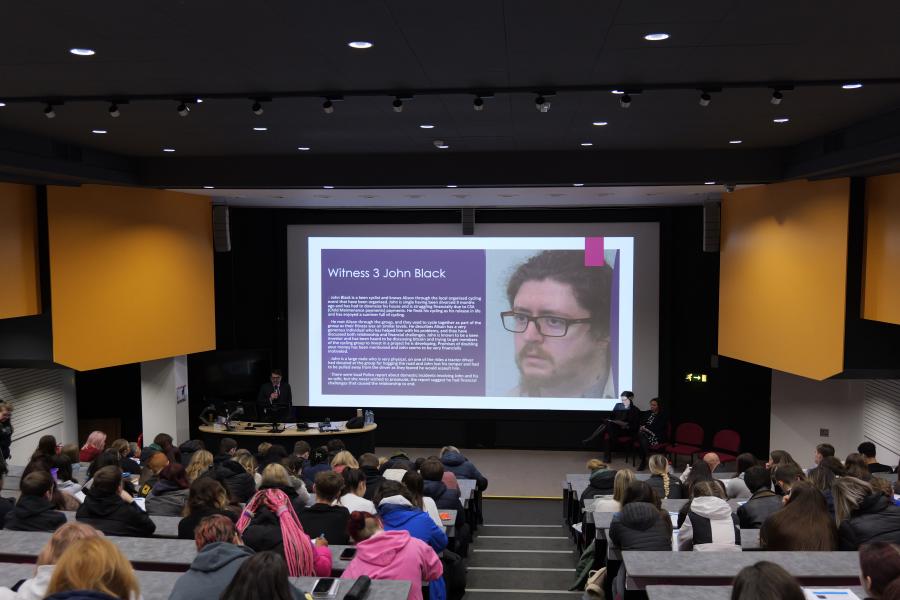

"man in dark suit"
[257, 369, 292, 421]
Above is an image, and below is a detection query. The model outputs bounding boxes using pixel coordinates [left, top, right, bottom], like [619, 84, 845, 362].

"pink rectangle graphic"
[584, 237, 605, 266]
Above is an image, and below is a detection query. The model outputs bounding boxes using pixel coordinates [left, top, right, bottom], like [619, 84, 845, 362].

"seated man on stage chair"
[256, 369, 292, 423]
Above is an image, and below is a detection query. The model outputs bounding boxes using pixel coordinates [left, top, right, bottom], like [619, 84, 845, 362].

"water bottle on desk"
[364, 410, 374, 426]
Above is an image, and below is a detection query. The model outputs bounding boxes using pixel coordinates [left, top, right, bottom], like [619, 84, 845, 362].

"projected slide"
[308, 237, 633, 411]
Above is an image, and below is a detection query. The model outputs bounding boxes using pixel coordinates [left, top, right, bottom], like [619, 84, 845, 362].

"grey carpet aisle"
[464, 499, 581, 599]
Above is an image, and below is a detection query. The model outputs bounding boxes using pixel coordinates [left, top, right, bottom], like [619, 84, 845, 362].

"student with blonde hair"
[44, 537, 140, 600]
[185, 449, 214, 483]
[331, 450, 359, 473]
[0, 522, 101, 600]
[235, 449, 262, 487]
[833, 477, 900, 550]
[591, 468, 635, 512]
[647, 454, 683, 499]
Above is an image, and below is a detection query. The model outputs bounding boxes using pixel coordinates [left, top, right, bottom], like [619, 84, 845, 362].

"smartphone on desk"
[339, 547, 357, 560]
[310, 577, 339, 598]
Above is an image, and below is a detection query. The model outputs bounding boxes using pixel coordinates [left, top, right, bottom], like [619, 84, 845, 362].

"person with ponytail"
[646, 454, 683, 499]
[236, 487, 331, 577]
[342, 511, 443, 600]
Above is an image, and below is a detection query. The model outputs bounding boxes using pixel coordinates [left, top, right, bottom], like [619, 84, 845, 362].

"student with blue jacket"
[375, 480, 448, 600]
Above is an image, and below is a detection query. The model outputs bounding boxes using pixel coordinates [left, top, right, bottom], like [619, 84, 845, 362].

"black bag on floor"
[442, 548, 467, 600]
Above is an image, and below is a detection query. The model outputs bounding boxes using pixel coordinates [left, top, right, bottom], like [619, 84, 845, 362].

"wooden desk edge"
[199, 423, 377, 437]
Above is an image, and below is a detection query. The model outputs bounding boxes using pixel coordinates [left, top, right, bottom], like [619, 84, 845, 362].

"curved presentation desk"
[199, 422, 377, 455]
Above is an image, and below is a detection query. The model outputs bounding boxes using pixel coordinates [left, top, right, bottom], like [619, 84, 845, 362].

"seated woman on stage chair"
[582, 391, 641, 462]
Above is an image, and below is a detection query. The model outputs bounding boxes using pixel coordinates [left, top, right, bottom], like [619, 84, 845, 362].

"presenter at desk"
[257, 369, 292, 419]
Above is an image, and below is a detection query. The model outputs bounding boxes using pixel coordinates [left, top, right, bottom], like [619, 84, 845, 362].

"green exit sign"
[685, 373, 708, 383]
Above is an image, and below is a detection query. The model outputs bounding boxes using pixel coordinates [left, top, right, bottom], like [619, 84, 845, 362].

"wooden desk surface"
[199, 422, 377, 437]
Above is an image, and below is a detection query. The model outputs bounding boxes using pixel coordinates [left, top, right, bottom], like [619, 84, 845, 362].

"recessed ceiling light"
[446, 185, 458, 188]
[704, 181, 716, 185]
[91, 129, 107, 134]
[580, 142, 593, 147]
[203, 186, 214, 189]
[297, 146, 311, 151]
[644, 33, 670, 41]
[729, 140, 742, 144]
[437, 144, 449, 149]
[773, 118, 790, 124]
[573, 183, 585, 187]
[419, 124, 435, 129]
[842, 83, 863, 90]
[592, 121, 608, 126]
[323, 185, 335, 189]
[195, 98, 203, 103]
[0, 102, 6, 108]
[163, 148, 176, 152]
[69, 48, 95, 56]
[348, 41, 373, 49]
[252, 127, 268, 131]
[611, 90, 625, 95]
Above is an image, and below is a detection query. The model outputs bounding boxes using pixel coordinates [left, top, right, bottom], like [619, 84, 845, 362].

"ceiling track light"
[534, 93, 553, 113]
[322, 99, 334, 114]
[43, 103, 56, 119]
[619, 94, 632, 109]
[177, 101, 191, 117]
[473, 96, 484, 111]
[770, 90, 783, 105]
[392, 97, 404, 113]
[699, 92, 712, 107]
[108, 103, 120, 117]
[251, 100, 264, 116]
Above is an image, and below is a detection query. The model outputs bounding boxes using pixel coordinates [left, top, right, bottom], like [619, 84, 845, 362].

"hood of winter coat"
[619, 502, 665, 531]
[354, 529, 413, 566]
[191, 541, 255, 573]
[440, 452, 466, 467]
[588, 468, 616, 492]
[690, 496, 734, 519]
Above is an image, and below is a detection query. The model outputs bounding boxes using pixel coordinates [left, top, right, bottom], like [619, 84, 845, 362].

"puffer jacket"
[168, 542, 254, 600]
[580, 468, 616, 504]
[838, 493, 900, 550]
[608, 502, 672, 550]
[214, 460, 256, 503]
[440, 452, 488, 490]
[677, 496, 741, 551]
[737, 489, 782, 529]
[75, 488, 156, 537]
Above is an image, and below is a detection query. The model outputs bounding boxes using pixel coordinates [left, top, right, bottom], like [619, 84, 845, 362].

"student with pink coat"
[340, 511, 443, 600]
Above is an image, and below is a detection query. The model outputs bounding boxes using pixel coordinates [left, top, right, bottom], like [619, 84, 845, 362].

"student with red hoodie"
[341, 510, 443, 600]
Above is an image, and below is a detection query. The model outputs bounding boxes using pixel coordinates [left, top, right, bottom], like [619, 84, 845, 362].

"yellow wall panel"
[0, 183, 40, 319]
[48, 185, 215, 371]
[863, 172, 900, 325]
[718, 179, 850, 380]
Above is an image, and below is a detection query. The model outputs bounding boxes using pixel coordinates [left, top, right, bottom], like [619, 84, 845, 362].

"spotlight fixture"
[473, 96, 485, 111]
[177, 102, 191, 117]
[203, 186, 214, 189]
[535, 95, 551, 113]
[580, 142, 593, 147]
[573, 183, 585, 187]
[619, 94, 632, 108]
[322, 99, 334, 114]
[592, 121, 608, 126]
[392, 97, 404, 113]
[91, 129, 107, 134]
[644, 33, 670, 41]
[446, 185, 458, 188]
[419, 124, 435, 129]
[770, 90, 783, 105]
[0, 102, 6, 108]
[611, 90, 625, 95]
[842, 83, 863, 90]
[44, 104, 56, 119]
[297, 146, 311, 151]
[773, 118, 790, 124]
[348, 41, 373, 49]
[433, 139, 447, 148]
[725, 184, 736, 193]
[108, 103, 121, 118]
[729, 139, 742, 144]
[251, 100, 264, 116]
[252, 127, 268, 131]
[704, 181, 716, 185]
[162, 148, 176, 153]
[69, 48, 95, 56]
[323, 185, 335, 189]
[699, 92, 712, 107]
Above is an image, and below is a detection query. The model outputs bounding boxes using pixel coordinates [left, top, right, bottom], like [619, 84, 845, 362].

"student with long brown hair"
[833, 477, 900, 550]
[759, 481, 838, 550]
[44, 537, 141, 600]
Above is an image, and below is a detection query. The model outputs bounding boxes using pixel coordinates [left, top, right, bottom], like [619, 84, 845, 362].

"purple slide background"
[322, 249, 486, 396]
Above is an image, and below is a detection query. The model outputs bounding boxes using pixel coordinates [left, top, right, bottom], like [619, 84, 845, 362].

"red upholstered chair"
[709, 429, 741, 464]
[666, 422, 704, 468]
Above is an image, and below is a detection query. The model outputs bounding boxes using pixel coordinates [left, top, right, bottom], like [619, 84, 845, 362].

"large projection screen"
[288, 222, 659, 412]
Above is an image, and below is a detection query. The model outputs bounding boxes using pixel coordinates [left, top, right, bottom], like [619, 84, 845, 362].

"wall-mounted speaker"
[213, 205, 231, 252]
[703, 201, 721, 253]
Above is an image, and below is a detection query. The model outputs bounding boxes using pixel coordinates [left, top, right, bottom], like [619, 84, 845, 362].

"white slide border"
[308, 236, 632, 411]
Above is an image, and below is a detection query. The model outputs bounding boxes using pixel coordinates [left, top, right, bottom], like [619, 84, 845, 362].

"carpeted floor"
[376, 446, 638, 497]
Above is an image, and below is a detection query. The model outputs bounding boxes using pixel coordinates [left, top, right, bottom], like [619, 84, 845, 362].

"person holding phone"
[341, 511, 443, 600]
